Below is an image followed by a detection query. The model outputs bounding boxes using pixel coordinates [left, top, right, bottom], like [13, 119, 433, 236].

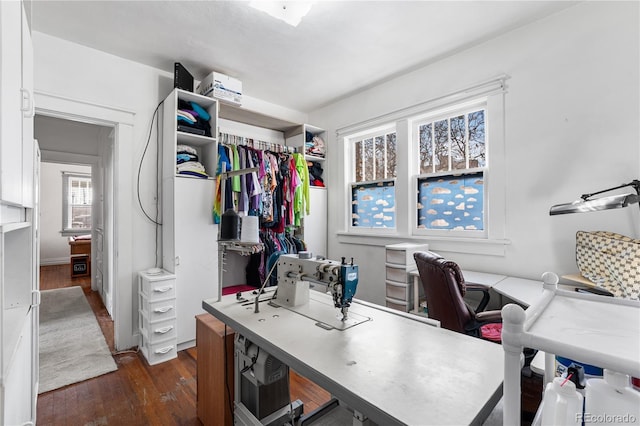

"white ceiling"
[31, 1, 576, 113]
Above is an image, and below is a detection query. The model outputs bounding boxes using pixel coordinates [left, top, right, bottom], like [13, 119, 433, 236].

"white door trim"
[35, 90, 136, 351]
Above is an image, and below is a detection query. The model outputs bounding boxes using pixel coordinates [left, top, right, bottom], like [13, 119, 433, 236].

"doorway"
[35, 115, 115, 319]
[35, 91, 136, 351]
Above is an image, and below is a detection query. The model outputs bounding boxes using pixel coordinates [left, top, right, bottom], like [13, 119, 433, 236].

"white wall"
[310, 2, 640, 304]
[39, 162, 91, 264]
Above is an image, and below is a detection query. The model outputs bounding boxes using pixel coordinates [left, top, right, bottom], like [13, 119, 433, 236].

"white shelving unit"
[285, 124, 328, 257]
[161, 88, 219, 349]
[501, 272, 640, 425]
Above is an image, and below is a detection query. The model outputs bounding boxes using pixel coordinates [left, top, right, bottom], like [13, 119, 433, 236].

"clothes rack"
[219, 132, 296, 154]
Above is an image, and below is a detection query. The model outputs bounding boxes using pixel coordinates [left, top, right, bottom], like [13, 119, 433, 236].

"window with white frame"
[415, 105, 487, 235]
[339, 75, 507, 252]
[62, 172, 92, 234]
[350, 127, 397, 229]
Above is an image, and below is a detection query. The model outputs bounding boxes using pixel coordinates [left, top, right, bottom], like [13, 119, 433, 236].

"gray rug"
[39, 286, 117, 393]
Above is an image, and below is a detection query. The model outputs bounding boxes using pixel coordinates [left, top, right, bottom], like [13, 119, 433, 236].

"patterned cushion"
[576, 231, 640, 300]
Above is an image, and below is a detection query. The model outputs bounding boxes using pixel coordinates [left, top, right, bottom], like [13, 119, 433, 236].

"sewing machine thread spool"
[298, 251, 312, 259]
[220, 209, 240, 240]
[240, 215, 259, 243]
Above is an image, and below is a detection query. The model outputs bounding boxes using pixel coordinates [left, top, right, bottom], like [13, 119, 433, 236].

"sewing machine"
[274, 253, 359, 321]
[229, 253, 364, 425]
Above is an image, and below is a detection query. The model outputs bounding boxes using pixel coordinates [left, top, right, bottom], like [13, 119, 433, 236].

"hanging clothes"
[217, 135, 307, 233]
[213, 144, 233, 224]
[293, 153, 310, 226]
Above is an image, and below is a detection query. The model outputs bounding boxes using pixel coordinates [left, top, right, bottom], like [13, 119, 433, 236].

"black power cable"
[136, 100, 163, 267]
[136, 101, 162, 226]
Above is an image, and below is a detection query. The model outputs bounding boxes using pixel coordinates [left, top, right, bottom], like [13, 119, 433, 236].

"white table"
[409, 269, 543, 313]
[501, 276, 640, 425]
[492, 276, 544, 307]
[203, 290, 504, 426]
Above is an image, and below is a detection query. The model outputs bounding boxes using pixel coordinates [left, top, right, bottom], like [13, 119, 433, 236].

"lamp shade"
[550, 193, 640, 215]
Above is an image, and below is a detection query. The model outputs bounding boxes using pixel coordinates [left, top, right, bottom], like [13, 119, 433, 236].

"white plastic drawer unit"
[385, 243, 429, 267]
[140, 317, 177, 344]
[139, 271, 176, 301]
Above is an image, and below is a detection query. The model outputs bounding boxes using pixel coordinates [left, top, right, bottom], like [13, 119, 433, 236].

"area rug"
[39, 286, 117, 393]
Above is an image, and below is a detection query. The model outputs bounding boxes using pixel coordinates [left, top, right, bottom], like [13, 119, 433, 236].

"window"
[415, 106, 487, 235]
[417, 172, 484, 231]
[63, 172, 92, 234]
[338, 75, 507, 252]
[418, 108, 485, 174]
[350, 128, 397, 229]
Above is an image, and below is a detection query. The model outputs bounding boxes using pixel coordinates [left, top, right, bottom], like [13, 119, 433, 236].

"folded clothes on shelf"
[176, 99, 212, 137]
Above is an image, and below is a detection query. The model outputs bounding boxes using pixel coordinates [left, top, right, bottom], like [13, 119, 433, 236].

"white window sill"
[336, 232, 510, 256]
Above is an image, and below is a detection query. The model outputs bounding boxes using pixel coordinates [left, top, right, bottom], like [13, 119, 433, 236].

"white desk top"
[461, 270, 507, 287]
[525, 290, 640, 376]
[203, 290, 504, 426]
[410, 269, 543, 307]
[492, 276, 544, 307]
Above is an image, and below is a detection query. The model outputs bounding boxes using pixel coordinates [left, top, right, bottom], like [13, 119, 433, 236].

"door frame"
[35, 91, 136, 350]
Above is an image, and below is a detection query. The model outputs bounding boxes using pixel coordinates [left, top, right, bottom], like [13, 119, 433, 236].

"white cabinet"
[0, 0, 34, 207]
[161, 89, 219, 349]
[501, 273, 640, 425]
[20, 2, 34, 209]
[0, 1, 37, 423]
[0, 222, 37, 424]
[138, 271, 178, 365]
[304, 187, 327, 257]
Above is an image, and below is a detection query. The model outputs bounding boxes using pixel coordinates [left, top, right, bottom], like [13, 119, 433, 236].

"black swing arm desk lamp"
[549, 179, 640, 215]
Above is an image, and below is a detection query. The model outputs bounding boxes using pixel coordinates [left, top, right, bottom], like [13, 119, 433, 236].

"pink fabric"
[480, 323, 502, 343]
[222, 285, 257, 295]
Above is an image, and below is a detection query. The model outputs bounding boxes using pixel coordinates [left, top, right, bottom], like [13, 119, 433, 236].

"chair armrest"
[475, 310, 502, 323]
[466, 282, 491, 312]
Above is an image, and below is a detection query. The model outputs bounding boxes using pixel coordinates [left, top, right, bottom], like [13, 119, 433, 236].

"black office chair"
[413, 251, 502, 343]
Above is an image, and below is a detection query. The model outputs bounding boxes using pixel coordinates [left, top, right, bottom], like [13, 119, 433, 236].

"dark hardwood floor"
[37, 264, 331, 426]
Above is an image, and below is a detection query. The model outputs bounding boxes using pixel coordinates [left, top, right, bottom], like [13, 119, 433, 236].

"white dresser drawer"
[140, 337, 177, 366]
[386, 263, 409, 283]
[385, 296, 410, 312]
[139, 293, 176, 322]
[386, 280, 411, 301]
[385, 243, 429, 267]
[140, 317, 177, 344]
[139, 273, 176, 301]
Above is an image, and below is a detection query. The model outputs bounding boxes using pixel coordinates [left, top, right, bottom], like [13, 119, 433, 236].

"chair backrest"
[413, 251, 474, 333]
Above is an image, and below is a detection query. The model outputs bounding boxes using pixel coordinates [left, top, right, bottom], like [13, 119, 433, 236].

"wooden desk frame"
[69, 238, 91, 277]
